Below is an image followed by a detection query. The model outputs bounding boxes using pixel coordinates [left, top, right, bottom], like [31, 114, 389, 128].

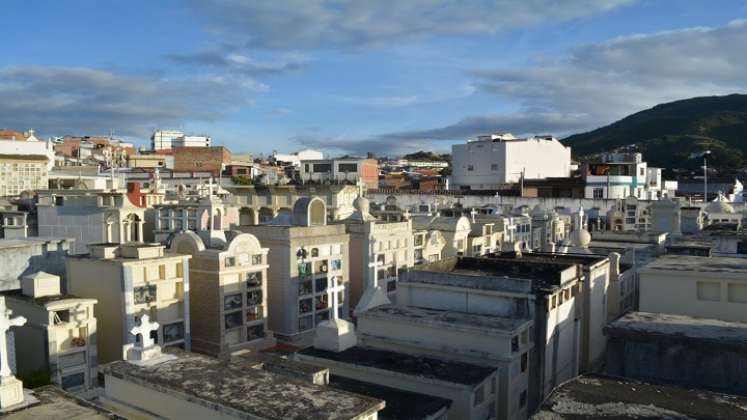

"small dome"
[705, 194, 734, 214]
[531, 204, 548, 218]
[568, 228, 591, 248]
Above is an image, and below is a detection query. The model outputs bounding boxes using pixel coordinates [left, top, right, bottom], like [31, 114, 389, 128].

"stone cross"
[356, 179, 366, 197]
[402, 209, 411, 220]
[131, 314, 159, 349]
[368, 258, 381, 289]
[328, 276, 345, 321]
[470, 207, 478, 223]
[0, 298, 26, 378]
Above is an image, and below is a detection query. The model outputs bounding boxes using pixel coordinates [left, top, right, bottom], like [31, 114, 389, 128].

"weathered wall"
[0, 239, 72, 291]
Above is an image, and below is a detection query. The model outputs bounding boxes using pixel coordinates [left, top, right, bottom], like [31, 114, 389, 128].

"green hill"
[563, 94, 747, 169]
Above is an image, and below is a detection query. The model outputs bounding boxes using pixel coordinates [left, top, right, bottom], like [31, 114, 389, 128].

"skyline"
[2, 0, 747, 156]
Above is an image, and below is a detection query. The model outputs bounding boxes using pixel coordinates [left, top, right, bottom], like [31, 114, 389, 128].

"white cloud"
[0, 66, 252, 138]
[187, 0, 633, 49]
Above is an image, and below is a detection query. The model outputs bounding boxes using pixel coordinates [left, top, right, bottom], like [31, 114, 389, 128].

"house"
[299, 158, 379, 189]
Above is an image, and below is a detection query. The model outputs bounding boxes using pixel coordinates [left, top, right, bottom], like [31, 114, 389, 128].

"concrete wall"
[0, 239, 72, 291]
[606, 334, 747, 395]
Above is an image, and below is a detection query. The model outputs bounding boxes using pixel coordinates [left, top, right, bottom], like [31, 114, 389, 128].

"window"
[298, 279, 313, 296]
[593, 188, 604, 199]
[247, 325, 265, 341]
[247, 290, 262, 306]
[298, 315, 313, 331]
[225, 256, 236, 267]
[490, 163, 498, 171]
[521, 352, 528, 372]
[252, 254, 263, 265]
[467, 165, 474, 172]
[473, 385, 484, 406]
[224, 294, 242, 311]
[134, 285, 157, 304]
[696, 281, 721, 302]
[519, 390, 527, 408]
[61, 372, 85, 391]
[377, 254, 385, 264]
[224, 311, 243, 330]
[53, 310, 70, 325]
[511, 336, 519, 352]
[315, 277, 328, 292]
[331, 259, 342, 271]
[299, 298, 313, 314]
[163, 322, 185, 343]
[246, 271, 263, 288]
[312, 163, 332, 173]
[338, 163, 358, 172]
[727, 283, 747, 303]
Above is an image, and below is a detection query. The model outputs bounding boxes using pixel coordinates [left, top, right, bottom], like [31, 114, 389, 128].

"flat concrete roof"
[605, 312, 747, 346]
[328, 375, 451, 420]
[533, 374, 747, 419]
[300, 345, 495, 386]
[4, 385, 122, 419]
[641, 255, 747, 274]
[102, 350, 383, 420]
[0, 237, 72, 250]
[360, 304, 531, 335]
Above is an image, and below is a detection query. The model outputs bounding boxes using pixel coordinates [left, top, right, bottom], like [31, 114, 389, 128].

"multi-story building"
[242, 197, 351, 343]
[37, 188, 149, 254]
[66, 243, 191, 363]
[4, 272, 97, 393]
[151, 187, 239, 243]
[450, 132, 571, 190]
[0, 130, 54, 197]
[169, 228, 273, 358]
[299, 158, 379, 189]
[150, 130, 211, 150]
[583, 152, 676, 200]
[411, 215, 471, 257]
[173, 146, 231, 177]
[272, 149, 324, 167]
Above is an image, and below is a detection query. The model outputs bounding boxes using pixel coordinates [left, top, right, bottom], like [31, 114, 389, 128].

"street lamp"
[702, 150, 711, 202]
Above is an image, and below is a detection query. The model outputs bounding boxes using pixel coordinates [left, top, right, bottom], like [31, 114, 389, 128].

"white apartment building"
[150, 130, 211, 150]
[273, 149, 324, 167]
[0, 130, 55, 197]
[451, 133, 572, 190]
[584, 152, 677, 200]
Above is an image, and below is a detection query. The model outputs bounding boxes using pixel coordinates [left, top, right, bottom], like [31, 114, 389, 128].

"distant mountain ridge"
[563, 94, 747, 169]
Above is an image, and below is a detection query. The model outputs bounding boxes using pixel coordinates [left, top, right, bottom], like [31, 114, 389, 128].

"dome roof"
[568, 228, 591, 248]
[705, 194, 734, 214]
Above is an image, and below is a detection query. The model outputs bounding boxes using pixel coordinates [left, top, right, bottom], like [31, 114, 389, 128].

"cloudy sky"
[2, 0, 746, 156]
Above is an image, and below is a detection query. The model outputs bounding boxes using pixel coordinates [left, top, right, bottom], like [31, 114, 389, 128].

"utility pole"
[703, 150, 711, 202]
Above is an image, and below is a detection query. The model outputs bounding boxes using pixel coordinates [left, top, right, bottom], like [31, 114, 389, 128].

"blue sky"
[2, 0, 747, 156]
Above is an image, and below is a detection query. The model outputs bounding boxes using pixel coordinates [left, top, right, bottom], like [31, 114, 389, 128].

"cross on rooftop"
[368, 258, 381, 289]
[0, 297, 26, 378]
[328, 276, 345, 321]
[131, 314, 159, 349]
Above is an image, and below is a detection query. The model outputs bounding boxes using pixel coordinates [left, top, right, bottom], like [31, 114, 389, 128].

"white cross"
[131, 314, 159, 349]
[402, 209, 411, 220]
[470, 208, 478, 223]
[356, 179, 366, 197]
[368, 258, 381, 289]
[328, 276, 345, 321]
[0, 297, 26, 378]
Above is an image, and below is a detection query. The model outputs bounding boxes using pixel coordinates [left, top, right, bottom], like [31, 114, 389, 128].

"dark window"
[247, 290, 262, 306]
[252, 254, 263, 265]
[521, 352, 528, 372]
[298, 280, 313, 296]
[134, 285, 156, 304]
[163, 322, 185, 343]
[312, 163, 332, 173]
[512, 336, 519, 352]
[246, 271, 262, 288]
[55, 196, 64, 206]
[224, 294, 242, 311]
[338, 163, 358, 172]
[61, 372, 85, 390]
[519, 390, 527, 408]
[315, 277, 328, 292]
[224, 311, 243, 330]
[247, 325, 265, 341]
[387, 279, 397, 292]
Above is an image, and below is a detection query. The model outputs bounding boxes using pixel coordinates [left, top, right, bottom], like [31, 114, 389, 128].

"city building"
[582, 152, 676, 200]
[3, 272, 97, 393]
[172, 146, 231, 177]
[450, 133, 572, 190]
[533, 373, 747, 420]
[466, 213, 503, 256]
[37, 188, 148, 254]
[0, 203, 28, 239]
[0, 237, 73, 291]
[169, 230, 274, 358]
[299, 158, 379, 189]
[0, 129, 54, 197]
[639, 255, 747, 322]
[272, 149, 324, 167]
[336, 196, 414, 310]
[411, 215, 471, 258]
[241, 197, 351, 343]
[66, 243, 191, 363]
[150, 130, 211, 150]
[605, 311, 747, 396]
